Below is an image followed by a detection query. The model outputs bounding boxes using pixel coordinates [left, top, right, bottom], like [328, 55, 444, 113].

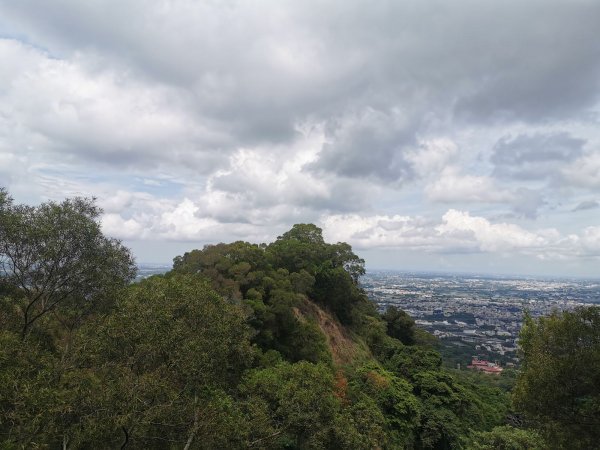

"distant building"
[467, 357, 503, 374]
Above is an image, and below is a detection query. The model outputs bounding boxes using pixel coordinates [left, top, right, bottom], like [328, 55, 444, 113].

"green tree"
[267, 224, 328, 275]
[67, 275, 255, 448]
[313, 266, 366, 325]
[0, 191, 136, 338]
[240, 361, 339, 448]
[172, 241, 268, 301]
[466, 426, 545, 450]
[266, 224, 365, 284]
[350, 364, 421, 447]
[383, 342, 443, 380]
[327, 242, 365, 284]
[0, 330, 64, 447]
[383, 305, 417, 345]
[513, 307, 600, 448]
[331, 398, 387, 450]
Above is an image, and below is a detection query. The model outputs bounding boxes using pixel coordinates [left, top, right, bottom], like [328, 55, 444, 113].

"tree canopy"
[0, 189, 546, 449]
[0, 192, 135, 338]
[513, 307, 600, 448]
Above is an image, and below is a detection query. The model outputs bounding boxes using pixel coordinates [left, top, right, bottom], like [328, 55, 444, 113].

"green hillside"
[1, 190, 597, 449]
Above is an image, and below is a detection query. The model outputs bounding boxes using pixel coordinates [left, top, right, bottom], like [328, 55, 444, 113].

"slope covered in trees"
[2, 189, 596, 449]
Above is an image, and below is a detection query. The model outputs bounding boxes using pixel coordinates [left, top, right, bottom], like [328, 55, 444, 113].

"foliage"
[383, 305, 417, 345]
[0, 192, 136, 338]
[513, 307, 600, 449]
[349, 364, 421, 447]
[1, 274, 256, 448]
[384, 343, 443, 380]
[169, 223, 372, 361]
[240, 361, 339, 448]
[0, 330, 64, 447]
[331, 397, 387, 449]
[312, 265, 366, 325]
[466, 425, 546, 450]
[0, 189, 541, 449]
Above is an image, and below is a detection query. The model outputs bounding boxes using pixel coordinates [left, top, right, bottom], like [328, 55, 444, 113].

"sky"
[0, 1, 599, 277]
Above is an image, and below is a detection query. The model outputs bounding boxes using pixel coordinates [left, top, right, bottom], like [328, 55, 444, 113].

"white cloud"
[407, 138, 458, 177]
[2, 1, 600, 274]
[425, 167, 514, 203]
[563, 151, 600, 189]
[322, 210, 600, 260]
[580, 226, 600, 255]
[102, 213, 147, 240]
[322, 214, 438, 250]
[0, 39, 232, 173]
[436, 209, 545, 252]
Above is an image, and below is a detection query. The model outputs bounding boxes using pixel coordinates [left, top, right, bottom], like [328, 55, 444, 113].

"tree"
[267, 224, 328, 275]
[412, 370, 481, 449]
[467, 426, 545, 450]
[63, 275, 254, 448]
[266, 224, 366, 285]
[313, 265, 365, 325]
[350, 364, 421, 447]
[383, 305, 417, 345]
[0, 191, 136, 338]
[513, 307, 600, 448]
[327, 242, 365, 284]
[240, 361, 339, 448]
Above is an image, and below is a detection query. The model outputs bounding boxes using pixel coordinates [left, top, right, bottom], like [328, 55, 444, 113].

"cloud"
[510, 188, 545, 219]
[573, 200, 599, 212]
[322, 210, 599, 259]
[436, 210, 546, 253]
[3, 1, 599, 166]
[423, 167, 546, 218]
[1, 0, 600, 274]
[322, 214, 439, 251]
[425, 167, 513, 203]
[102, 213, 147, 240]
[452, 3, 600, 122]
[101, 196, 275, 244]
[491, 132, 585, 181]
[308, 107, 416, 182]
[0, 39, 234, 174]
[563, 151, 600, 189]
[406, 139, 459, 178]
[579, 226, 600, 255]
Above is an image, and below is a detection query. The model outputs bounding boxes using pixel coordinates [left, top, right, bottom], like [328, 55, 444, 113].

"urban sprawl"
[363, 271, 600, 368]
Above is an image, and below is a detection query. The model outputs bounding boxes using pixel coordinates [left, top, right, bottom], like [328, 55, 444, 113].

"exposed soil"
[293, 298, 364, 366]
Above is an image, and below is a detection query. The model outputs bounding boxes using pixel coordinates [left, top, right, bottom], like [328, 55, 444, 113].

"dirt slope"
[293, 298, 369, 366]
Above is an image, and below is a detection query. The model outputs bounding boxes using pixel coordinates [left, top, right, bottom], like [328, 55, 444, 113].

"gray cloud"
[573, 200, 599, 212]
[492, 132, 585, 181]
[308, 108, 417, 182]
[1, 0, 600, 275]
[510, 188, 546, 219]
[3, 1, 600, 156]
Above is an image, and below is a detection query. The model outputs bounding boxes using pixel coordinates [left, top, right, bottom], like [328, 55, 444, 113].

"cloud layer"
[1, 0, 599, 275]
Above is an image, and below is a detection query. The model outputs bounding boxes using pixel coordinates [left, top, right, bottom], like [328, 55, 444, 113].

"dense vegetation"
[1, 189, 597, 449]
[513, 308, 600, 449]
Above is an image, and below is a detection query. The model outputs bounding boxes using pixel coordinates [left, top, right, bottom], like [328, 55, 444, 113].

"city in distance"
[363, 270, 600, 367]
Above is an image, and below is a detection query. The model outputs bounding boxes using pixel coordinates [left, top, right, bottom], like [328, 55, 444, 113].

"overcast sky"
[1, 1, 599, 277]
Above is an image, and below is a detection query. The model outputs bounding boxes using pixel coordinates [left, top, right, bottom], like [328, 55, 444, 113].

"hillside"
[4, 192, 591, 449]
[294, 297, 370, 366]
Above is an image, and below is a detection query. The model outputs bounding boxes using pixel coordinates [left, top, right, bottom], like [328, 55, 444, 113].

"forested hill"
[1, 191, 598, 449]
[163, 224, 517, 449]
